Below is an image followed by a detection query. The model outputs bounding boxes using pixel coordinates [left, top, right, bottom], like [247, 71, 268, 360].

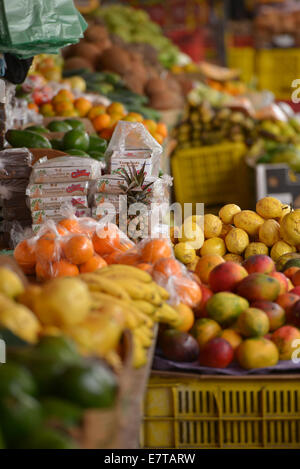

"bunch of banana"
[78, 265, 181, 368]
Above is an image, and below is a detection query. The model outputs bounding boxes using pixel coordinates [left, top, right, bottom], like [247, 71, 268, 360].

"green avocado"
[62, 129, 89, 151]
[47, 121, 72, 132]
[50, 138, 63, 150]
[26, 125, 49, 135]
[41, 397, 83, 427]
[56, 362, 117, 409]
[6, 129, 52, 149]
[21, 428, 77, 449]
[0, 391, 43, 445]
[63, 119, 85, 131]
[0, 362, 37, 397]
[88, 135, 107, 153]
[67, 149, 90, 157]
[88, 151, 105, 162]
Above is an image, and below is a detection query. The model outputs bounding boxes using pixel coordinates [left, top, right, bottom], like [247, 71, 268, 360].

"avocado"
[62, 129, 89, 151]
[67, 149, 90, 157]
[26, 125, 49, 135]
[0, 391, 43, 445]
[63, 119, 85, 131]
[47, 121, 72, 132]
[0, 362, 37, 397]
[88, 151, 105, 162]
[42, 397, 83, 427]
[6, 130, 52, 149]
[88, 135, 107, 153]
[56, 361, 117, 409]
[50, 138, 63, 150]
[21, 428, 77, 449]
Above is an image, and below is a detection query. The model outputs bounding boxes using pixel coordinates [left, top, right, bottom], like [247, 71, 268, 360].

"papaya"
[206, 292, 249, 326]
[6, 130, 51, 149]
[236, 337, 279, 369]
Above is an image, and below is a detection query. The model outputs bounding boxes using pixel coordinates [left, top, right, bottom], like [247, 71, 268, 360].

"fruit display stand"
[142, 370, 300, 449]
[171, 142, 253, 209]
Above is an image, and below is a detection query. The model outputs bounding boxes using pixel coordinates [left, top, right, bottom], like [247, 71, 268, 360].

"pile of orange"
[39, 89, 92, 118]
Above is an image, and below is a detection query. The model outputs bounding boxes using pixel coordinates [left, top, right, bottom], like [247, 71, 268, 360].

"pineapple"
[119, 163, 154, 240]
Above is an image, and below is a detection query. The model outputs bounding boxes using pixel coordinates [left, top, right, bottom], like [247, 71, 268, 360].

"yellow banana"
[89, 292, 140, 329]
[154, 303, 181, 327]
[132, 300, 156, 316]
[132, 338, 148, 368]
[156, 285, 170, 301]
[79, 274, 130, 301]
[134, 329, 152, 348]
[96, 265, 152, 283]
[112, 278, 162, 305]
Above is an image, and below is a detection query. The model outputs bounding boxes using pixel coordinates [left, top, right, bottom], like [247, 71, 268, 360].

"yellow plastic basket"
[227, 47, 255, 83]
[171, 142, 251, 208]
[256, 48, 300, 100]
[141, 372, 300, 449]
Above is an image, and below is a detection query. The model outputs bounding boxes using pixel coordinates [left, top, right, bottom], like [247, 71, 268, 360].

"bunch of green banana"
[78, 265, 181, 368]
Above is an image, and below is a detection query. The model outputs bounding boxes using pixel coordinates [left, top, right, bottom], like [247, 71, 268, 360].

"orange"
[28, 102, 39, 112]
[118, 240, 135, 252]
[143, 119, 157, 134]
[156, 123, 168, 138]
[92, 113, 111, 131]
[99, 128, 114, 140]
[195, 255, 225, 284]
[141, 239, 172, 264]
[63, 235, 94, 265]
[53, 100, 75, 116]
[107, 102, 126, 116]
[74, 97, 92, 117]
[79, 254, 107, 273]
[115, 250, 141, 266]
[283, 266, 300, 280]
[36, 261, 52, 281]
[153, 257, 183, 277]
[53, 89, 74, 102]
[36, 237, 60, 263]
[51, 260, 79, 278]
[58, 218, 81, 234]
[14, 240, 36, 268]
[104, 251, 119, 265]
[153, 133, 164, 145]
[93, 225, 120, 256]
[125, 112, 143, 123]
[88, 105, 106, 120]
[136, 263, 153, 274]
[39, 103, 55, 117]
[174, 303, 195, 332]
[173, 276, 202, 309]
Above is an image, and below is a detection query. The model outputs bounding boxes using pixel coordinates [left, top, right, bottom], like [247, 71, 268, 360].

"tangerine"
[63, 235, 94, 265]
[36, 237, 60, 263]
[99, 128, 114, 140]
[74, 97, 92, 117]
[14, 240, 36, 268]
[51, 260, 79, 278]
[79, 255, 107, 273]
[195, 254, 225, 284]
[93, 113, 111, 131]
[174, 304, 195, 332]
[36, 262, 52, 281]
[153, 258, 183, 277]
[141, 239, 172, 264]
[58, 218, 81, 233]
[88, 105, 106, 120]
[173, 276, 202, 309]
[136, 263, 153, 273]
[156, 123, 168, 138]
[93, 225, 120, 255]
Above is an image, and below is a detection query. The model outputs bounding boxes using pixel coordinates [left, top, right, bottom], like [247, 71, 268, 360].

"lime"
[42, 397, 83, 427]
[63, 119, 85, 131]
[21, 428, 77, 449]
[50, 138, 63, 150]
[88, 151, 105, 162]
[57, 362, 117, 409]
[62, 129, 89, 151]
[0, 362, 37, 397]
[47, 121, 72, 132]
[67, 149, 90, 157]
[0, 391, 43, 444]
[88, 135, 107, 153]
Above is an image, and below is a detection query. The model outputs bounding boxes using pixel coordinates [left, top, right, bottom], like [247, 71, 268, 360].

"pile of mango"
[160, 252, 300, 370]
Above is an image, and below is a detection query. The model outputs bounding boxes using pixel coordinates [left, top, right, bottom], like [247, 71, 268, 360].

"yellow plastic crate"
[256, 48, 300, 100]
[142, 372, 300, 449]
[171, 142, 251, 208]
[227, 47, 255, 83]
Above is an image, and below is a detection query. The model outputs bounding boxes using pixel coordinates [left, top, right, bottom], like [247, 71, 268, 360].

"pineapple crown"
[120, 162, 154, 201]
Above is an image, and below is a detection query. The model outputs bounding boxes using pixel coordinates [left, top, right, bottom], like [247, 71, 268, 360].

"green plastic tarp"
[0, 0, 87, 58]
